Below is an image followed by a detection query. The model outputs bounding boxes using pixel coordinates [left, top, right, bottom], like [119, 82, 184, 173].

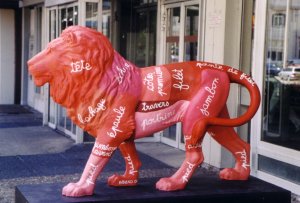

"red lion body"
[28, 26, 260, 197]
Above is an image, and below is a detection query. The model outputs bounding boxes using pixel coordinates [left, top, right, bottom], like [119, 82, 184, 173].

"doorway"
[46, 0, 103, 142]
[118, 0, 157, 67]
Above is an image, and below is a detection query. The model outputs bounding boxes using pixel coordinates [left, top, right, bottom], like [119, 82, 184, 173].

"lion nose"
[27, 58, 40, 76]
[27, 58, 35, 69]
[27, 61, 35, 73]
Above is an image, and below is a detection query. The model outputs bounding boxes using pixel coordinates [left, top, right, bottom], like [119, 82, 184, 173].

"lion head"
[28, 26, 114, 108]
[28, 26, 141, 136]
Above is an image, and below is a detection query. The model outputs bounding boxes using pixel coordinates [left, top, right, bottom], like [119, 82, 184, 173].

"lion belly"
[135, 100, 190, 139]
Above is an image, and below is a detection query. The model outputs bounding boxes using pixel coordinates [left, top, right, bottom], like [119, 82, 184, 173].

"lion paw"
[108, 174, 138, 187]
[219, 168, 249, 180]
[62, 182, 94, 197]
[156, 177, 186, 191]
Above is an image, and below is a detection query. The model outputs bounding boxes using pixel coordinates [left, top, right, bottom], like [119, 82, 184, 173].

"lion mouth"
[33, 75, 51, 86]
[28, 64, 51, 86]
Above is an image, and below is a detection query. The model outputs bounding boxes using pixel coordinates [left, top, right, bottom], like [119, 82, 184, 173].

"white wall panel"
[0, 9, 15, 104]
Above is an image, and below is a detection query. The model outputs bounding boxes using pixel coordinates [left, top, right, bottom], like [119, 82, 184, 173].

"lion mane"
[48, 26, 140, 136]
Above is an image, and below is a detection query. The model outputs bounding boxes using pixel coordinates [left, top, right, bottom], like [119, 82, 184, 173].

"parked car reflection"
[278, 66, 300, 81]
[266, 62, 281, 76]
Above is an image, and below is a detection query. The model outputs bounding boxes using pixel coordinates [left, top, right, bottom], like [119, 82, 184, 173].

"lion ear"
[62, 32, 77, 46]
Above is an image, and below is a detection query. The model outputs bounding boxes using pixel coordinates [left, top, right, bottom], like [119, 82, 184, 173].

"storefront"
[19, 0, 300, 196]
[20, 0, 300, 196]
[21, 0, 250, 166]
[252, 0, 300, 195]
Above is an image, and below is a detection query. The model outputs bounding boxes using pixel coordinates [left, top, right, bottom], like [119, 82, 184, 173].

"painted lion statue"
[28, 26, 260, 197]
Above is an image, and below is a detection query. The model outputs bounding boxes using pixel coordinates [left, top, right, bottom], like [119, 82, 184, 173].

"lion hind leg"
[208, 106, 250, 180]
[108, 139, 141, 187]
[156, 121, 206, 191]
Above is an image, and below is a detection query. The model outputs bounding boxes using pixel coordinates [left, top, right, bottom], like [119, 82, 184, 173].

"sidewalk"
[0, 105, 215, 203]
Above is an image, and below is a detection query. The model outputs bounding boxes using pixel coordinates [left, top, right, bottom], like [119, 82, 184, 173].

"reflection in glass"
[184, 5, 199, 61]
[60, 8, 67, 32]
[49, 10, 56, 41]
[263, 0, 300, 151]
[135, 11, 147, 66]
[67, 7, 74, 26]
[59, 107, 66, 128]
[49, 9, 57, 125]
[164, 7, 181, 141]
[59, 6, 78, 33]
[164, 124, 177, 141]
[137, 0, 157, 6]
[55, 5, 79, 135]
[74, 6, 78, 25]
[49, 98, 56, 124]
[86, 2, 98, 29]
[134, 8, 157, 67]
[102, 0, 111, 38]
[165, 7, 180, 63]
[66, 117, 72, 131]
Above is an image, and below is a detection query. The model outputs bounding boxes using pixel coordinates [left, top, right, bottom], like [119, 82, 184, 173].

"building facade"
[0, 0, 299, 197]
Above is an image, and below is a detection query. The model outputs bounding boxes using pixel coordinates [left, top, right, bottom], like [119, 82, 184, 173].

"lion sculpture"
[28, 26, 260, 197]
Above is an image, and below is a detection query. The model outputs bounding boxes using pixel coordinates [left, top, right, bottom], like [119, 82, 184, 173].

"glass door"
[57, 3, 79, 138]
[47, 1, 104, 141]
[117, 0, 157, 68]
[48, 7, 58, 128]
[161, 1, 201, 148]
[27, 6, 44, 112]
[116, 0, 159, 142]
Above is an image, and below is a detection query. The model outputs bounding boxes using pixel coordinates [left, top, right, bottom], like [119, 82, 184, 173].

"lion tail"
[191, 65, 261, 145]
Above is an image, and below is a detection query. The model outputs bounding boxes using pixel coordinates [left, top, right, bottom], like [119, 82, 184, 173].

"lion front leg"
[108, 139, 142, 187]
[62, 141, 112, 197]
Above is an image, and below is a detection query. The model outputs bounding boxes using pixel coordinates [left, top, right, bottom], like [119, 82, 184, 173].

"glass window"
[136, 0, 157, 6]
[35, 7, 43, 94]
[49, 9, 56, 40]
[258, 155, 300, 185]
[48, 9, 57, 125]
[102, 0, 111, 38]
[272, 13, 285, 27]
[56, 4, 79, 135]
[60, 8, 67, 31]
[165, 7, 180, 63]
[117, 0, 157, 67]
[86, 2, 98, 29]
[184, 5, 199, 61]
[263, 0, 300, 151]
[134, 7, 157, 67]
[59, 5, 78, 33]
